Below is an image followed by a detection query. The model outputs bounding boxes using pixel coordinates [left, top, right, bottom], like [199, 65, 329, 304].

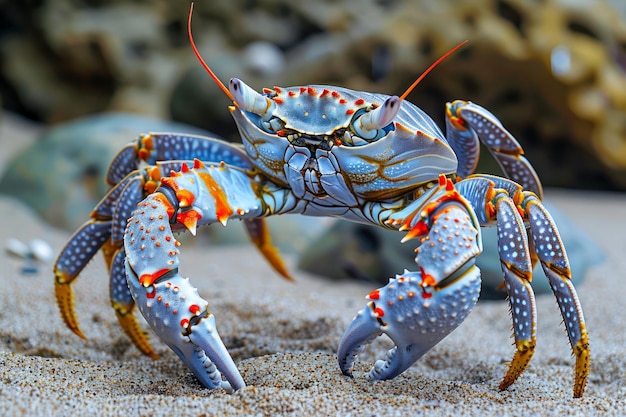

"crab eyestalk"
[229, 78, 276, 121]
[352, 96, 401, 140]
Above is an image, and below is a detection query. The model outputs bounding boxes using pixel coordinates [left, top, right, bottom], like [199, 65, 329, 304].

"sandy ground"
[0, 114, 625, 416]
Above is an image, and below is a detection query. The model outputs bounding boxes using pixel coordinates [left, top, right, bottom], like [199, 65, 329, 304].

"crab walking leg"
[54, 221, 112, 339]
[491, 192, 537, 391]
[338, 176, 482, 380]
[123, 160, 277, 390]
[54, 171, 144, 337]
[109, 248, 159, 359]
[243, 218, 294, 281]
[523, 194, 589, 398]
[458, 174, 588, 397]
[445, 100, 543, 198]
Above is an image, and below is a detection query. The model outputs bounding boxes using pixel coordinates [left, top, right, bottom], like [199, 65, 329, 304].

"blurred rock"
[0, 112, 209, 230]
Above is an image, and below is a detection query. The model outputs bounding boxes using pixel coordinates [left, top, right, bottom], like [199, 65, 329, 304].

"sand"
[0, 114, 625, 416]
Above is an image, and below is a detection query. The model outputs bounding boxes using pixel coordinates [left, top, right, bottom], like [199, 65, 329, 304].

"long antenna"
[188, 3, 234, 101]
[399, 40, 468, 101]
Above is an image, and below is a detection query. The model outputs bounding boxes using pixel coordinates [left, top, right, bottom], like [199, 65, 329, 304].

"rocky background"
[2, 0, 626, 187]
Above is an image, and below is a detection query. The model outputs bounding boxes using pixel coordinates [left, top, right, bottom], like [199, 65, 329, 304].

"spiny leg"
[54, 171, 146, 338]
[458, 175, 541, 391]
[491, 191, 538, 391]
[445, 100, 543, 198]
[458, 174, 588, 397]
[523, 194, 589, 398]
[109, 248, 158, 359]
[54, 220, 112, 339]
[243, 218, 293, 281]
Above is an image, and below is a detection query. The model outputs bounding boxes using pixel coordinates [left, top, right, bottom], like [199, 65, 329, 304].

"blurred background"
[0, 0, 623, 290]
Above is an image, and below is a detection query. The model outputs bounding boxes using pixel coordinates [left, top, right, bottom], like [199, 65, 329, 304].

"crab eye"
[350, 95, 400, 141]
[229, 77, 275, 121]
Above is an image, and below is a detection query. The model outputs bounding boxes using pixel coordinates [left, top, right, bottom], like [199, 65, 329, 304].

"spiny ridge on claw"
[177, 209, 201, 235]
[367, 289, 380, 300]
[401, 220, 429, 243]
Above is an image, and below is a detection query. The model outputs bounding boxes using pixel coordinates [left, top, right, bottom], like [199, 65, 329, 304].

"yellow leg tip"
[54, 280, 86, 339]
[500, 338, 536, 391]
[114, 307, 159, 360]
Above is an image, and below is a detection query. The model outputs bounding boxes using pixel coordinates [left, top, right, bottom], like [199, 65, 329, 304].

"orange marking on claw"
[274, 97, 284, 105]
[160, 177, 179, 191]
[419, 266, 436, 289]
[354, 98, 365, 105]
[374, 307, 385, 318]
[189, 304, 201, 315]
[346, 109, 355, 115]
[307, 87, 317, 96]
[181, 162, 190, 173]
[176, 189, 195, 208]
[177, 209, 201, 235]
[180, 318, 189, 328]
[402, 220, 429, 242]
[198, 172, 233, 225]
[139, 268, 171, 287]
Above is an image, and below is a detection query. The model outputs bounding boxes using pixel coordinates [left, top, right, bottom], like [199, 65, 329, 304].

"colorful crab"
[54, 5, 589, 397]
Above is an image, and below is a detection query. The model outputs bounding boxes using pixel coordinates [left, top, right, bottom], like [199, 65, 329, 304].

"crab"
[53, 5, 589, 397]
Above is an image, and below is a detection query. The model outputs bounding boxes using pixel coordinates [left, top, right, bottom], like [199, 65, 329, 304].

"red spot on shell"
[274, 86, 282, 93]
[274, 97, 284, 105]
[288, 91, 296, 97]
[300, 87, 307, 94]
[193, 158, 205, 169]
[180, 318, 189, 328]
[354, 98, 365, 105]
[320, 89, 330, 97]
[181, 163, 190, 173]
[331, 91, 340, 98]
[374, 307, 385, 318]
[307, 87, 316, 95]
[339, 99, 347, 104]
[346, 109, 355, 115]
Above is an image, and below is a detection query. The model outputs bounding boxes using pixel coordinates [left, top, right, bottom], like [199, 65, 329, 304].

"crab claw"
[338, 268, 481, 381]
[124, 193, 245, 391]
[125, 263, 245, 392]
